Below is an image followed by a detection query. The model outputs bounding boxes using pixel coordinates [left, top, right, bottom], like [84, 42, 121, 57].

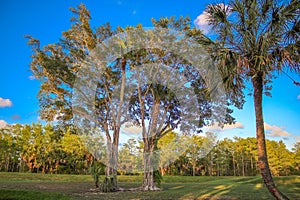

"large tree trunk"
[141, 99, 161, 191]
[101, 140, 118, 192]
[252, 75, 289, 200]
[142, 144, 155, 190]
[142, 141, 160, 191]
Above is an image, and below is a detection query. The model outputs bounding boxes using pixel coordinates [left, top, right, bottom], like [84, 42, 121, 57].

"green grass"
[0, 189, 71, 200]
[0, 172, 93, 182]
[0, 173, 299, 199]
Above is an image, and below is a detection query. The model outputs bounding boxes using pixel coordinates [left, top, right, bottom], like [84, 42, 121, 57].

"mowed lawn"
[0, 173, 299, 200]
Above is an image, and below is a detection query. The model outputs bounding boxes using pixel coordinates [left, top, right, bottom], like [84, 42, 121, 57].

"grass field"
[0, 173, 299, 200]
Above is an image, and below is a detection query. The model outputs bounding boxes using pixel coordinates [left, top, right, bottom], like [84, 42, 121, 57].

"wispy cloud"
[11, 114, 21, 120]
[28, 75, 35, 80]
[297, 94, 300, 100]
[206, 122, 244, 131]
[132, 10, 137, 15]
[0, 97, 12, 108]
[194, 4, 230, 34]
[0, 120, 7, 128]
[264, 123, 291, 137]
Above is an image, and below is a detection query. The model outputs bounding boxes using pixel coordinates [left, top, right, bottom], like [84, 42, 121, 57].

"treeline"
[0, 123, 92, 174]
[118, 133, 300, 177]
[1, 123, 299, 176]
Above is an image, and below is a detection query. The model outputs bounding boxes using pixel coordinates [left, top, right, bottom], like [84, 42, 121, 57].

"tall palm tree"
[204, 0, 299, 199]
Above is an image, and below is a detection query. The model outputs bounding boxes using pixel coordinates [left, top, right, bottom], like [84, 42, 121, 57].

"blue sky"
[0, 0, 299, 148]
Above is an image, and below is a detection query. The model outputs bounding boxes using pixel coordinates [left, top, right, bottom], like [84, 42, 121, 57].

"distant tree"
[157, 131, 178, 176]
[186, 135, 204, 176]
[204, 0, 299, 198]
[292, 142, 300, 174]
[185, 132, 216, 176]
[118, 138, 140, 175]
[0, 125, 20, 172]
[267, 140, 293, 176]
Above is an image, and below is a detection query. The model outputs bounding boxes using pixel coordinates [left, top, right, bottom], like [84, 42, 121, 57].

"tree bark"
[102, 140, 118, 192]
[252, 75, 289, 200]
[142, 142, 155, 190]
[142, 141, 160, 190]
[141, 99, 161, 190]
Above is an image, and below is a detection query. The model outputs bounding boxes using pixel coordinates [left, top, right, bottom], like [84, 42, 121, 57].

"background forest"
[1, 123, 299, 177]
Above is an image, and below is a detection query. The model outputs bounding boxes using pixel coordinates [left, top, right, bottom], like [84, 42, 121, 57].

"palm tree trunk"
[252, 75, 289, 200]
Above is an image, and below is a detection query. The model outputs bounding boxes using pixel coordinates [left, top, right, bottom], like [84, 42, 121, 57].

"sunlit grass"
[0, 173, 299, 199]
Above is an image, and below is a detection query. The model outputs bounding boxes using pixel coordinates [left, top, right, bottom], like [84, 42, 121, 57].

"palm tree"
[204, 0, 299, 199]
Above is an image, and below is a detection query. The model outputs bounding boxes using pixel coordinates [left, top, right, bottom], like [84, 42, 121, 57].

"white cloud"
[194, 4, 230, 34]
[121, 123, 142, 135]
[0, 120, 7, 128]
[206, 122, 244, 131]
[194, 11, 210, 34]
[264, 123, 291, 137]
[223, 122, 244, 130]
[28, 75, 35, 80]
[297, 95, 300, 100]
[0, 97, 12, 108]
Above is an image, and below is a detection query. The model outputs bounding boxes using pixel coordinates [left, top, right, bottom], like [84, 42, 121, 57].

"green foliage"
[0, 123, 92, 174]
[1, 123, 300, 177]
[153, 170, 162, 188]
[153, 139, 162, 188]
[118, 138, 141, 175]
[101, 175, 117, 192]
[89, 160, 105, 187]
